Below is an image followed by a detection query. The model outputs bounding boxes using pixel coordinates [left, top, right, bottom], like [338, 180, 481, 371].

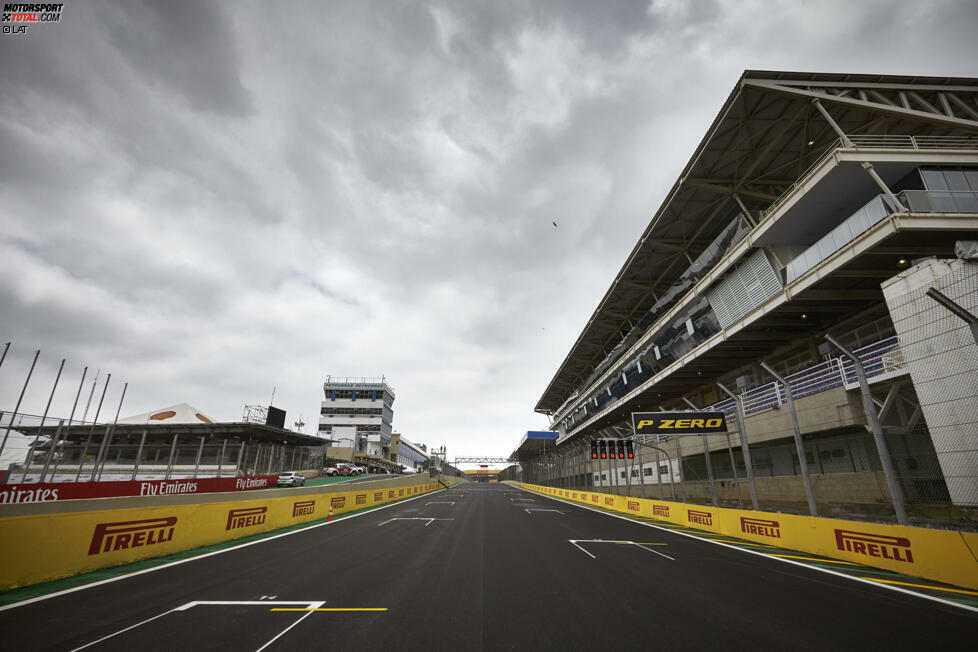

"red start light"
[628, 453, 634, 459]
[591, 453, 598, 459]
[600, 453, 607, 459]
[618, 453, 625, 459]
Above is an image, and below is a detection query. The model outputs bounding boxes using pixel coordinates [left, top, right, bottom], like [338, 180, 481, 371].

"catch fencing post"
[826, 335, 907, 525]
[165, 435, 179, 479]
[0, 349, 39, 460]
[130, 427, 148, 481]
[717, 382, 758, 509]
[760, 363, 817, 516]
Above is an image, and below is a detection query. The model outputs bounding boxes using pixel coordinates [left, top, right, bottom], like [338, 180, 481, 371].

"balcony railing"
[847, 134, 978, 150]
[786, 189, 978, 284]
[703, 335, 905, 418]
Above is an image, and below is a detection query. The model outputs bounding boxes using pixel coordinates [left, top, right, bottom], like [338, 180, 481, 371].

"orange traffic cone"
[327, 505, 334, 521]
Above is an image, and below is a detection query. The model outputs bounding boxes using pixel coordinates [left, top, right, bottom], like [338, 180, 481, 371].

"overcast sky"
[1, 0, 976, 463]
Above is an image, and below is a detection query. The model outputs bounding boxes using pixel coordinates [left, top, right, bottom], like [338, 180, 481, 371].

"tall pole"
[717, 382, 759, 509]
[761, 363, 817, 516]
[0, 342, 9, 372]
[76, 373, 110, 481]
[93, 381, 127, 481]
[826, 335, 908, 525]
[674, 436, 686, 502]
[130, 427, 148, 481]
[681, 398, 716, 506]
[40, 419, 64, 483]
[0, 349, 40, 460]
[21, 358, 65, 482]
[926, 287, 978, 348]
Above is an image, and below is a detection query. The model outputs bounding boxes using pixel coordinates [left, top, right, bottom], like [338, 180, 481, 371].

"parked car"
[324, 463, 361, 476]
[277, 471, 306, 487]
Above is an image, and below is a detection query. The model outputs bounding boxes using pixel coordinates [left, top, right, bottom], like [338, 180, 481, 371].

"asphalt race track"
[1, 483, 975, 651]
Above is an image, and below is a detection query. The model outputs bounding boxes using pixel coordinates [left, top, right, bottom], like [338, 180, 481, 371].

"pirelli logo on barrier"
[627, 501, 640, 512]
[572, 493, 578, 499]
[740, 516, 781, 538]
[399, 489, 405, 497]
[604, 497, 615, 506]
[356, 494, 366, 505]
[632, 411, 727, 435]
[388, 490, 396, 499]
[88, 517, 176, 556]
[292, 501, 315, 518]
[591, 496, 599, 503]
[835, 529, 914, 563]
[226, 507, 267, 531]
[688, 509, 713, 526]
[374, 492, 384, 501]
[653, 505, 670, 517]
[330, 497, 346, 509]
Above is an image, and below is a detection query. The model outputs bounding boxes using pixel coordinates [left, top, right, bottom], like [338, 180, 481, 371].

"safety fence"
[0, 475, 461, 591]
[520, 482, 978, 591]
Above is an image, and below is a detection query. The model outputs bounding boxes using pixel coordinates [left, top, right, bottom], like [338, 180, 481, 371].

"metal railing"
[848, 134, 978, 150]
[703, 335, 905, 416]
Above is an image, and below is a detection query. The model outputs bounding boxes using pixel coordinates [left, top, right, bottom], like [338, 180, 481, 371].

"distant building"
[319, 376, 395, 454]
[394, 435, 429, 472]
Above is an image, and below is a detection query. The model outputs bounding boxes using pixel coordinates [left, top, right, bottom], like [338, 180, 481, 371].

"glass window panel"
[944, 170, 969, 192]
[832, 221, 853, 249]
[818, 234, 837, 260]
[921, 169, 949, 191]
[931, 193, 958, 212]
[965, 170, 978, 192]
[954, 193, 978, 213]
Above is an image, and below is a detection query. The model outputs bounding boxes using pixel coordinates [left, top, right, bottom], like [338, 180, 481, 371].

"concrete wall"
[883, 257, 978, 506]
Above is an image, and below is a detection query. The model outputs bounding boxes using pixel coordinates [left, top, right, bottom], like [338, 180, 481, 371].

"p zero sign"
[631, 411, 728, 435]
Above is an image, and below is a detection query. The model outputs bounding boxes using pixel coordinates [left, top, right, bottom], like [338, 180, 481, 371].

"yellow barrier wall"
[0, 480, 444, 591]
[522, 483, 978, 590]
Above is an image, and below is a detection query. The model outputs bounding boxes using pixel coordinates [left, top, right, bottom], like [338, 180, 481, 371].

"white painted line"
[70, 607, 175, 651]
[569, 540, 596, 559]
[524, 508, 564, 514]
[519, 486, 978, 615]
[568, 539, 674, 561]
[0, 486, 447, 612]
[174, 600, 321, 611]
[376, 517, 454, 527]
[425, 501, 456, 506]
[254, 601, 326, 652]
[635, 543, 676, 561]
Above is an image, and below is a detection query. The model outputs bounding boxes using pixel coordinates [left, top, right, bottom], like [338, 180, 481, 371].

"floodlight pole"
[0, 349, 39, 461]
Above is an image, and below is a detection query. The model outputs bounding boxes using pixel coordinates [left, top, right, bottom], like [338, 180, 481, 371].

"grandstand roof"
[535, 69, 978, 415]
